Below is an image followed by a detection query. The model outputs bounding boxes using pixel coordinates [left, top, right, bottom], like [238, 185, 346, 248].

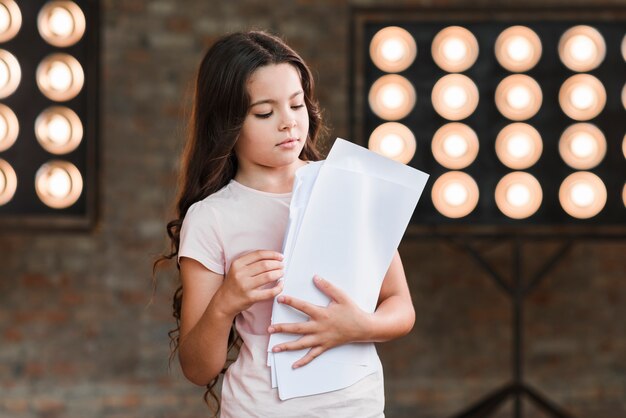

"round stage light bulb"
[0, 158, 17, 206]
[495, 75, 542, 121]
[622, 83, 625, 110]
[35, 106, 83, 155]
[559, 74, 606, 121]
[431, 171, 479, 218]
[623, 183, 626, 208]
[36, 53, 84, 102]
[368, 122, 416, 164]
[370, 26, 417, 73]
[368, 74, 416, 120]
[431, 123, 479, 169]
[495, 172, 542, 219]
[35, 160, 83, 209]
[432, 74, 479, 121]
[431, 26, 479, 72]
[38, 1, 85, 47]
[559, 25, 605, 72]
[495, 26, 542, 72]
[0, 49, 20, 99]
[559, 123, 606, 170]
[0, 0, 21, 43]
[559, 171, 606, 219]
[495, 123, 542, 170]
[0, 103, 18, 152]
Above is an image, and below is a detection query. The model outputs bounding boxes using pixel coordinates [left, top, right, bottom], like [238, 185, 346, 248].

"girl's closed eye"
[254, 104, 305, 119]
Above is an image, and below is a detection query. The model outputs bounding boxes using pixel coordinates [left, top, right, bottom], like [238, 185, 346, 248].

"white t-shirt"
[178, 179, 384, 417]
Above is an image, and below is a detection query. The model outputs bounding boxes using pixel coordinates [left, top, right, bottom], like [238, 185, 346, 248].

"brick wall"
[1, 0, 624, 417]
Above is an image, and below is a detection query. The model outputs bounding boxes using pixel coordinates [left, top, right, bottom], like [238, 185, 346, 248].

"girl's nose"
[280, 119, 297, 130]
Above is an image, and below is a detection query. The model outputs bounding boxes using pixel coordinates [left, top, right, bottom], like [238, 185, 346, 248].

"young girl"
[156, 30, 415, 417]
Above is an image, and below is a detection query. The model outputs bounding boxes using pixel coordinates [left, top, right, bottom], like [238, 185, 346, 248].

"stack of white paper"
[267, 138, 429, 400]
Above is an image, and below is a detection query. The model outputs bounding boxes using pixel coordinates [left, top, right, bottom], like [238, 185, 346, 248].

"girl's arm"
[178, 250, 284, 385]
[268, 250, 415, 368]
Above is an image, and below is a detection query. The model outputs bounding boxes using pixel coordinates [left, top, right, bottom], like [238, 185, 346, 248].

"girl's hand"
[268, 275, 371, 369]
[213, 250, 285, 318]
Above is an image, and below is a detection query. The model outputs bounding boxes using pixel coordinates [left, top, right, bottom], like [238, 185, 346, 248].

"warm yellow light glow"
[368, 74, 416, 121]
[431, 74, 479, 121]
[0, 0, 21, 43]
[559, 171, 606, 219]
[622, 83, 625, 110]
[495, 26, 542, 72]
[0, 158, 16, 205]
[495, 123, 542, 169]
[36, 53, 84, 101]
[495, 74, 542, 121]
[368, 122, 416, 164]
[0, 103, 18, 152]
[35, 106, 83, 155]
[431, 123, 479, 169]
[431, 171, 479, 218]
[0, 49, 20, 99]
[37, 1, 85, 47]
[622, 35, 626, 62]
[559, 123, 606, 170]
[559, 74, 606, 121]
[432, 26, 479, 72]
[623, 183, 626, 208]
[370, 26, 417, 73]
[495, 172, 542, 219]
[559, 25, 605, 72]
[35, 160, 83, 209]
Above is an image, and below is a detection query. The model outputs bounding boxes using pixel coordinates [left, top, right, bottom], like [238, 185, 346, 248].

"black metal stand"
[448, 237, 575, 418]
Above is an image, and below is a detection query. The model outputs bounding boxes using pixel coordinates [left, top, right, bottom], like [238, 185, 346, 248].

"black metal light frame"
[350, 6, 626, 418]
[0, 0, 99, 230]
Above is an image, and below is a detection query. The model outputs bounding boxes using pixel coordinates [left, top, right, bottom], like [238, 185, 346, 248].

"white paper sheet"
[268, 138, 429, 400]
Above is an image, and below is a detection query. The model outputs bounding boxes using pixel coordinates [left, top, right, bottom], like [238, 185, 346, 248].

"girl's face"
[234, 63, 310, 171]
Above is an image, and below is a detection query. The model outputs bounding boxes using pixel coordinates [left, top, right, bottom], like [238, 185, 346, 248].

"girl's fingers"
[252, 280, 284, 301]
[268, 321, 315, 335]
[277, 294, 319, 317]
[249, 268, 284, 289]
[247, 259, 284, 277]
[312, 275, 347, 303]
[271, 335, 317, 353]
[292, 346, 326, 369]
[240, 250, 284, 266]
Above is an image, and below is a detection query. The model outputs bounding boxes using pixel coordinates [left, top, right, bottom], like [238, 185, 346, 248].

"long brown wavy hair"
[152, 30, 326, 415]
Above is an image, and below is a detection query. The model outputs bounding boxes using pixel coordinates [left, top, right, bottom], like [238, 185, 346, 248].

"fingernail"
[313, 276, 321, 282]
[268, 326, 275, 333]
[292, 363, 300, 369]
[273, 347, 281, 353]
[277, 296, 284, 303]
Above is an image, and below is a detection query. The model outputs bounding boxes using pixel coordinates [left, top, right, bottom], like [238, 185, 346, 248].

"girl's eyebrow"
[249, 90, 303, 107]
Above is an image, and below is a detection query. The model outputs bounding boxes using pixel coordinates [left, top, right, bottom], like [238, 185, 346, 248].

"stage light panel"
[0, 0, 98, 229]
[558, 25, 606, 72]
[368, 122, 416, 164]
[354, 12, 626, 232]
[370, 26, 417, 73]
[495, 26, 542, 72]
[431, 26, 479, 72]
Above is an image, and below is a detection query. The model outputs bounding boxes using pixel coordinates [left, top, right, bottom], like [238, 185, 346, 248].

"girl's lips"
[277, 138, 298, 147]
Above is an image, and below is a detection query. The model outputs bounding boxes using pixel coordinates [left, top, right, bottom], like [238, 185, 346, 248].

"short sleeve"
[178, 201, 225, 275]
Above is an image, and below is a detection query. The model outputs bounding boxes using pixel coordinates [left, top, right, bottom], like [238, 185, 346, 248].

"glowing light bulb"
[0, 59, 8, 88]
[507, 86, 531, 109]
[47, 115, 71, 145]
[48, 61, 72, 91]
[568, 35, 595, 63]
[444, 86, 467, 109]
[380, 133, 404, 157]
[47, 167, 72, 198]
[381, 39, 404, 62]
[507, 134, 532, 159]
[507, 183, 531, 207]
[381, 84, 404, 109]
[444, 182, 468, 206]
[571, 85, 594, 110]
[507, 36, 531, 62]
[570, 183, 594, 207]
[443, 134, 468, 158]
[48, 6, 74, 37]
[569, 133, 595, 158]
[0, 5, 9, 33]
[443, 38, 466, 62]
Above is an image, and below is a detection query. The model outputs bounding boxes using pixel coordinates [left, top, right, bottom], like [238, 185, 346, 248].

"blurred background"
[0, 0, 624, 417]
